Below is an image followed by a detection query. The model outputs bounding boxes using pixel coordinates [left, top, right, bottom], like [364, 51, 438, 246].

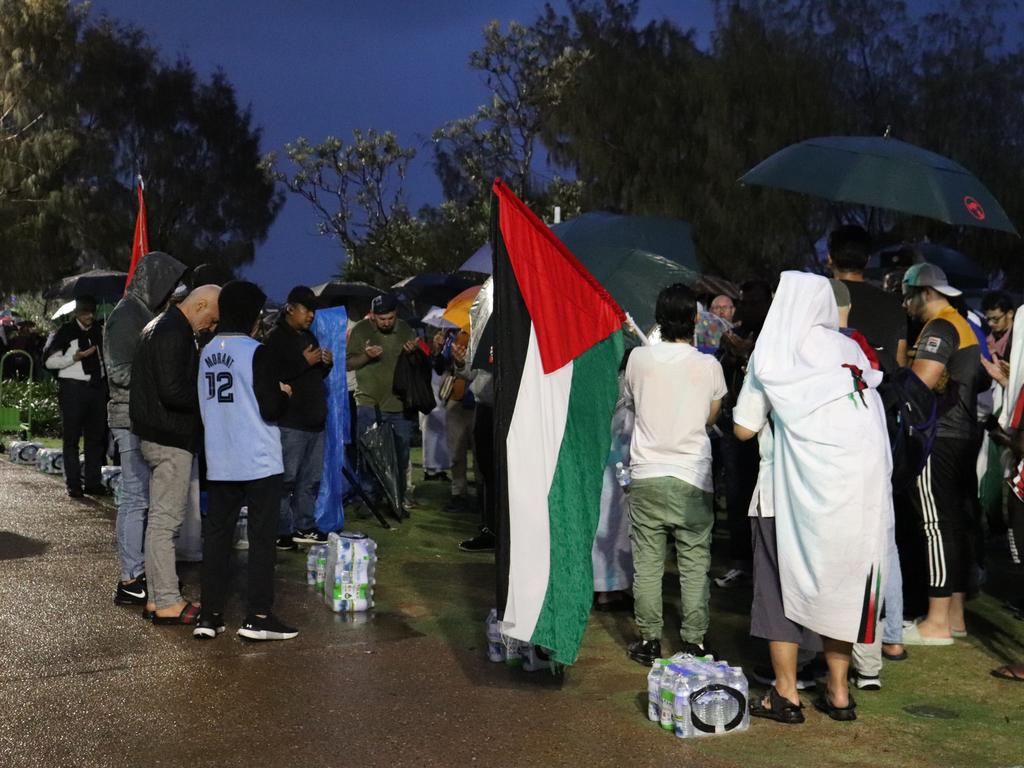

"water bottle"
[646, 664, 663, 722]
[614, 461, 631, 488]
[485, 609, 505, 662]
[659, 666, 677, 731]
[708, 669, 727, 732]
[729, 666, 750, 732]
[673, 671, 694, 738]
[690, 674, 710, 736]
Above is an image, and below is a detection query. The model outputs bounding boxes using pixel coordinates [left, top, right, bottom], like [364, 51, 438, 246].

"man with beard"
[346, 293, 418, 510]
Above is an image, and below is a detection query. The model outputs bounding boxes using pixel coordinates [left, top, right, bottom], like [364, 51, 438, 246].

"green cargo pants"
[629, 475, 714, 644]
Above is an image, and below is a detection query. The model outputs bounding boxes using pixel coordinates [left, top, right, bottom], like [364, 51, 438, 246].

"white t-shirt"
[732, 369, 775, 518]
[623, 342, 727, 492]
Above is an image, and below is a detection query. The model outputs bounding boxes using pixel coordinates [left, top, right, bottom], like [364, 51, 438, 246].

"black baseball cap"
[286, 285, 320, 309]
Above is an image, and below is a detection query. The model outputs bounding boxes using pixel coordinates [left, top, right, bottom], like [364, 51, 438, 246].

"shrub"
[0, 378, 61, 437]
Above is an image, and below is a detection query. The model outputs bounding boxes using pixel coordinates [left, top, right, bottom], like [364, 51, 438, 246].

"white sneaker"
[714, 569, 749, 588]
[855, 675, 881, 690]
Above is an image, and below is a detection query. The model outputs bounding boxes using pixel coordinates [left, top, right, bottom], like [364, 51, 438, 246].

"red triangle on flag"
[493, 179, 624, 373]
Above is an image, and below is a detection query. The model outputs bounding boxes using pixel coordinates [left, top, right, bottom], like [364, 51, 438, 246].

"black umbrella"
[392, 272, 479, 308]
[44, 269, 129, 301]
[315, 281, 384, 303]
[358, 422, 404, 521]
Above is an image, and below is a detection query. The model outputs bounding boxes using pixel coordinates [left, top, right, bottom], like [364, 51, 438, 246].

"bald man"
[710, 295, 736, 323]
[131, 284, 220, 625]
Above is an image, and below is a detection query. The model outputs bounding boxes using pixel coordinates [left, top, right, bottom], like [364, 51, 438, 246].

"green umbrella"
[740, 135, 1018, 235]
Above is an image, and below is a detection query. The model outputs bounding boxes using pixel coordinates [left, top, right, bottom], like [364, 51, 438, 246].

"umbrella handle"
[624, 313, 649, 346]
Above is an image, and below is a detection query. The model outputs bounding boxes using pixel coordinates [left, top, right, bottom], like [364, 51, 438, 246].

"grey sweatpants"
[140, 440, 194, 609]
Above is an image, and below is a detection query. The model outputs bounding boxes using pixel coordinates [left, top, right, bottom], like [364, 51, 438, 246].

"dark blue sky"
[87, 1, 1005, 299]
[87, 1, 716, 298]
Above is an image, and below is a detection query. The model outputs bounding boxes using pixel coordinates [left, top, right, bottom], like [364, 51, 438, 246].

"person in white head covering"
[735, 271, 892, 723]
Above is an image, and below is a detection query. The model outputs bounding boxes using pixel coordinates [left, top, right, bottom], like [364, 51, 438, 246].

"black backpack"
[878, 366, 938, 493]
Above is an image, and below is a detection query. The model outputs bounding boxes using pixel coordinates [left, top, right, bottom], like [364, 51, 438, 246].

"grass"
[329, 447, 1024, 768]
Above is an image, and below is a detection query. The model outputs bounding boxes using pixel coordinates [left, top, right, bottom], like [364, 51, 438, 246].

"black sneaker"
[678, 641, 714, 659]
[68, 489, 84, 499]
[237, 614, 298, 641]
[444, 495, 471, 514]
[275, 535, 297, 551]
[627, 638, 662, 666]
[751, 664, 818, 690]
[459, 528, 495, 552]
[85, 486, 109, 496]
[193, 613, 226, 639]
[114, 576, 147, 606]
[423, 471, 451, 482]
[292, 528, 328, 545]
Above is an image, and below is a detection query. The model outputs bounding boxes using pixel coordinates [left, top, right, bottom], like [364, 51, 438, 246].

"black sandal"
[813, 691, 857, 721]
[749, 686, 805, 724]
[151, 601, 201, 626]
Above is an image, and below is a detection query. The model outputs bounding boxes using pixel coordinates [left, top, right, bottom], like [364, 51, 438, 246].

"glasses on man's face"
[986, 312, 1007, 325]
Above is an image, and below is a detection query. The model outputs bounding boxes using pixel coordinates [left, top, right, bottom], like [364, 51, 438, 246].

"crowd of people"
[24, 222, 1024, 706]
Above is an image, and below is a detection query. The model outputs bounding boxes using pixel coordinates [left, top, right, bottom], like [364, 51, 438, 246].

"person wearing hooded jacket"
[103, 251, 188, 607]
[195, 281, 297, 641]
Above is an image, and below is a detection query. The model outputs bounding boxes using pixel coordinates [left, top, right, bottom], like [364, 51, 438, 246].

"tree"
[0, 1, 282, 294]
[0, 0, 82, 293]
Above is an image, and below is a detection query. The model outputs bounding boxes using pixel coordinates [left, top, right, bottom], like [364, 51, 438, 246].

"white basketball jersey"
[199, 334, 283, 481]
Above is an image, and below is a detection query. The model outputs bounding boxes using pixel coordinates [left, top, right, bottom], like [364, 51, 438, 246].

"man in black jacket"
[130, 284, 220, 625]
[44, 295, 107, 498]
[264, 286, 332, 549]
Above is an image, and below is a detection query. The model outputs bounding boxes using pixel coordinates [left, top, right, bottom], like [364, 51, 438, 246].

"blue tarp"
[313, 306, 349, 532]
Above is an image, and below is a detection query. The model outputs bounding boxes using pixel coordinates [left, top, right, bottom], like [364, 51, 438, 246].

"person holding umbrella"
[43, 295, 108, 499]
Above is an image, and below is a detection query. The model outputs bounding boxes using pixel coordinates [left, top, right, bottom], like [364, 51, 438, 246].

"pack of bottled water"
[232, 506, 249, 550]
[322, 531, 377, 612]
[8, 440, 42, 465]
[646, 653, 750, 738]
[35, 448, 63, 474]
[484, 608, 553, 672]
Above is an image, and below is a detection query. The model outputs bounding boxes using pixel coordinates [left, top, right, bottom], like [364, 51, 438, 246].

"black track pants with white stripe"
[912, 437, 976, 598]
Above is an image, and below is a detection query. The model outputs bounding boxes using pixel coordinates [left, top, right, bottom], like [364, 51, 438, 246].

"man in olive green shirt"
[347, 293, 418, 509]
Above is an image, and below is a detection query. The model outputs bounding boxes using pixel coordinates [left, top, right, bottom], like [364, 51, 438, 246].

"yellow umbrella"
[442, 285, 481, 331]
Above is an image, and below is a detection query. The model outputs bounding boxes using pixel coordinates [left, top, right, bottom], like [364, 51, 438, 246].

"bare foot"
[155, 600, 199, 618]
[914, 619, 951, 639]
[883, 643, 905, 656]
[826, 683, 850, 709]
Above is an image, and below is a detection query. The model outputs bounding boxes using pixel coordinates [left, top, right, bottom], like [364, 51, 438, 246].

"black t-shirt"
[911, 310, 983, 440]
[843, 280, 907, 364]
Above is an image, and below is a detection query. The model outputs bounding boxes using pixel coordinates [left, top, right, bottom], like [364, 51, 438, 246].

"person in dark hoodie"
[195, 281, 297, 641]
[103, 252, 189, 607]
[131, 283, 220, 625]
[263, 286, 332, 549]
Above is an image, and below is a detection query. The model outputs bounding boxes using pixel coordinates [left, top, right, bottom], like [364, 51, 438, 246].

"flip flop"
[813, 691, 857, 722]
[990, 665, 1024, 683]
[902, 621, 954, 646]
[151, 601, 201, 626]
[749, 687, 805, 724]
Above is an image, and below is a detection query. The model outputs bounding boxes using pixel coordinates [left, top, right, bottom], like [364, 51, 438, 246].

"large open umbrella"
[442, 285, 482, 331]
[315, 280, 383, 304]
[867, 242, 989, 292]
[740, 135, 1018, 235]
[44, 269, 129, 301]
[392, 273, 479, 308]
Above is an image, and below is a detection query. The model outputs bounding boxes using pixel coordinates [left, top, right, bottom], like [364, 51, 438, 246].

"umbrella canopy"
[421, 305, 459, 329]
[315, 281, 383, 303]
[51, 300, 78, 320]
[392, 273, 479, 308]
[44, 269, 129, 301]
[693, 274, 741, 300]
[442, 285, 482, 331]
[359, 423, 404, 521]
[868, 242, 989, 292]
[740, 135, 1018, 234]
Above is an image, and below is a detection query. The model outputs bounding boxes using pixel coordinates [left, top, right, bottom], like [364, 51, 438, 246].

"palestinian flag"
[491, 179, 625, 665]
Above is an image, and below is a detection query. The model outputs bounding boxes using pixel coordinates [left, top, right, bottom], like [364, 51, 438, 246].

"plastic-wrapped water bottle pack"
[306, 532, 377, 613]
[7, 440, 42, 465]
[646, 653, 750, 738]
[35, 448, 63, 474]
[484, 608, 553, 673]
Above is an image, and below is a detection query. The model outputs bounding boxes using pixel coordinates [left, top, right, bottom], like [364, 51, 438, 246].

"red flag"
[125, 177, 149, 290]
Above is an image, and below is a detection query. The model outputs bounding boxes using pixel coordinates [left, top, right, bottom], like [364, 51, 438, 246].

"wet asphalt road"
[0, 460, 706, 768]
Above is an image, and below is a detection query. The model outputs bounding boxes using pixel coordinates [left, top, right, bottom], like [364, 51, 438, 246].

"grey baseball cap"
[901, 262, 962, 297]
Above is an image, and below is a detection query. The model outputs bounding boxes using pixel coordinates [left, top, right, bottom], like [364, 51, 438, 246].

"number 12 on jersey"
[205, 371, 234, 403]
